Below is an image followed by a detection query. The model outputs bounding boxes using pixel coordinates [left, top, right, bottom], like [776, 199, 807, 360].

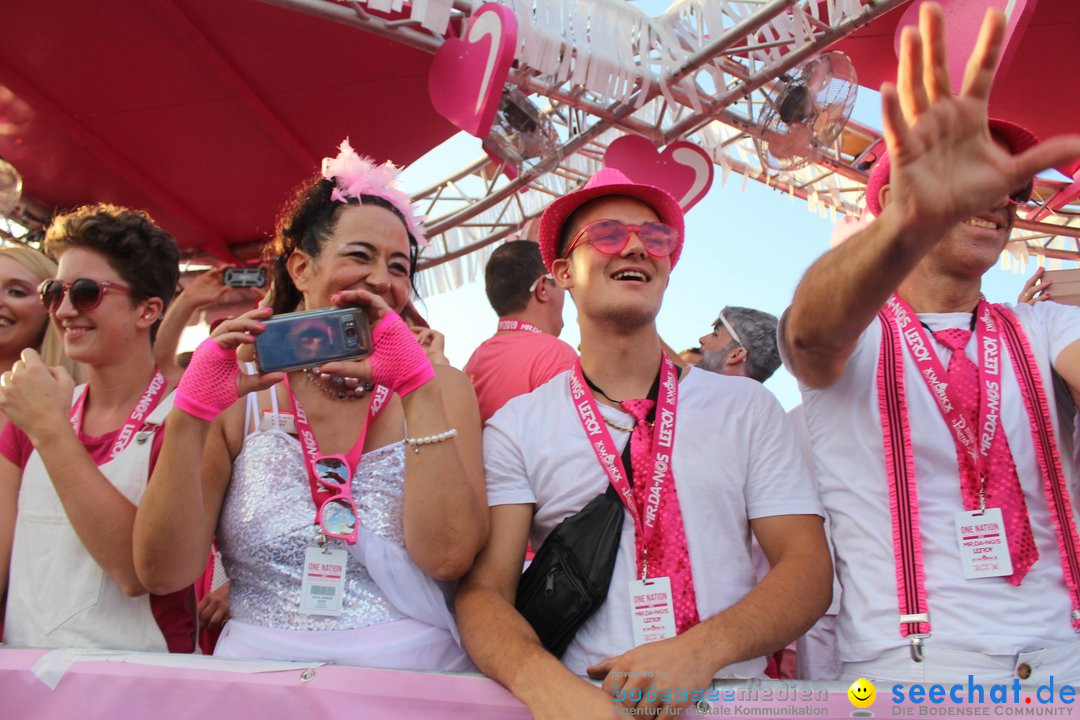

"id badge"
[300, 546, 347, 616]
[260, 411, 297, 434]
[628, 576, 677, 646]
[954, 508, 1013, 579]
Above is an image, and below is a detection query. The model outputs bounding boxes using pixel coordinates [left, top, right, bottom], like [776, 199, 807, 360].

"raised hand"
[880, 3, 1080, 236]
[1018, 267, 1053, 305]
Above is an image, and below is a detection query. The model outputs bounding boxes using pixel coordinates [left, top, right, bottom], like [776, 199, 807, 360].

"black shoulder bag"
[514, 372, 659, 658]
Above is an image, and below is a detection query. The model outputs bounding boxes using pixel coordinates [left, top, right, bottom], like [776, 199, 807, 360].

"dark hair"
[265, 176, 420, 315]
[484, 242, 547, 316]
[43, 203, 180, 341]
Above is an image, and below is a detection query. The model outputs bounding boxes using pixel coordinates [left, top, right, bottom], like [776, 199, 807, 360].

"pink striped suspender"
[878, 301, 1080, 662]
[992, 305, 1080, 630]
[877, 308, 933, 661]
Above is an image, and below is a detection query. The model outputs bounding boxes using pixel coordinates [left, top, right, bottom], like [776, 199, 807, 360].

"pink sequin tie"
[935, 328, 1037, 584]
[620, 398, 700, 632]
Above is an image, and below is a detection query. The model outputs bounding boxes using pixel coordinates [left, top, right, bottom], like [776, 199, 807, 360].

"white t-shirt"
[789, 301, 1080, 663]
[484, 366, 824, 677]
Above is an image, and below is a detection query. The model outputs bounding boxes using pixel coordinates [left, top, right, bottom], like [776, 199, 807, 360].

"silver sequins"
[217, 431, 408, 631]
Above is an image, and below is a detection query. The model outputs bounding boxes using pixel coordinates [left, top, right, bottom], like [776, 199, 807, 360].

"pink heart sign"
[428, 3, 517, 139]
[603, 134, 715, 211]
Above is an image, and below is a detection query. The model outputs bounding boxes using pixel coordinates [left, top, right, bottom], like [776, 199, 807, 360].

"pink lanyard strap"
[497, 320, 542, 334]
[878, 299, 1080, 661]
[888, 295, 1000, 489]
[282, 374, 391, 513]
[569, 355, 699, 632]
[69, 368, 168, 462]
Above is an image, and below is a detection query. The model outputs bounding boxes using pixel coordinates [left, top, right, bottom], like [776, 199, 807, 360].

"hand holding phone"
[254, 307, 373, 373]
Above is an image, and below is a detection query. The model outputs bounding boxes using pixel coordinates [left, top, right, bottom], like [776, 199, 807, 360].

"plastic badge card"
[629, 576, 676, 646]
[300, 547, 347, 616]
[954, 508, 1013, 579]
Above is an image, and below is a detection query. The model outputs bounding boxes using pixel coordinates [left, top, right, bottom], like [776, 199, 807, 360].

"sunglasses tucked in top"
[39, 278, 147, 313]
[562, 219, 680, 259]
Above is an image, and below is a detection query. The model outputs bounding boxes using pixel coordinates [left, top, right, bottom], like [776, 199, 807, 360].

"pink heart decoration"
[603, 135, 715, 211]
[428, 3, 517, 139]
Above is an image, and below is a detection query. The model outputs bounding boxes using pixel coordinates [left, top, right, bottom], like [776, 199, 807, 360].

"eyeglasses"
[716, 310, 744, 347]
[1008, 180, 1034, 206]
[39, 278, 147, 313]
[313, 456, 358, 544]
[528, 273, 554, 293]
[562, 219, 680, 259]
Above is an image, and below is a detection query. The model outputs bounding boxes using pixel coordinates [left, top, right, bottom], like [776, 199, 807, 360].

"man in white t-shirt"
[456, 168, 831, 718]
[781, 5, 1080, 683]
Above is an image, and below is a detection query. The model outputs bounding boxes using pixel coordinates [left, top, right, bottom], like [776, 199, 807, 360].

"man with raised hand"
[457, 167, 830, 718]
[782, 3, 1080, 683]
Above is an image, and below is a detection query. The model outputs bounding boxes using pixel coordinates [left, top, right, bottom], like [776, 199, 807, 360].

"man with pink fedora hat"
[783, 3, 1080, 683]
[457, 165, 831, 716]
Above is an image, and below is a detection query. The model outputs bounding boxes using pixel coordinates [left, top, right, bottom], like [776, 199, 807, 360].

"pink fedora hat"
[536, 167, 686, 271]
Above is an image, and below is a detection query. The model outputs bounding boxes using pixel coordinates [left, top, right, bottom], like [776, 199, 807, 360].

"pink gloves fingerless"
[370, 311, 435, 397]
[174, 338, 241, 421]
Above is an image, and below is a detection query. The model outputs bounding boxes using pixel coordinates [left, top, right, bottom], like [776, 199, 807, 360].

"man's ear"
[551, 259, 573, 290]
[878, 183, 890, 212]
[286, 250, 314, 294]
[726, 346, 747, 368]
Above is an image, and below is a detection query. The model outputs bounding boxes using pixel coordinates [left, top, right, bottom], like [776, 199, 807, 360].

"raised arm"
[783, 4, 1080, 388]
[154, 267, 229, 380]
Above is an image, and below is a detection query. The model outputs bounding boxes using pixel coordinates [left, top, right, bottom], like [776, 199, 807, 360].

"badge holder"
[628, 558, 676, 646]
[954, 484, 1013, 580]
[300, 536, 348, 616]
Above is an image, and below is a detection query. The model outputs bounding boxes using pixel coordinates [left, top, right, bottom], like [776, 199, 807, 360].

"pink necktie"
[935, 328, 1037, 584]
[620, 398, 700, 632]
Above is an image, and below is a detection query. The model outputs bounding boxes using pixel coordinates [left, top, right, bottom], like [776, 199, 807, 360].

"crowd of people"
[2, 4, 1080, 717]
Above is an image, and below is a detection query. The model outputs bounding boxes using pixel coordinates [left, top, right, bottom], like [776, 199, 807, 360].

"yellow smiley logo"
[848, 678, 876, 708]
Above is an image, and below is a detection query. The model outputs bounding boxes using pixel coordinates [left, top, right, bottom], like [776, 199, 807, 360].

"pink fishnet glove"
[174, 338, 240, 421]
[370, 311, 435, 396]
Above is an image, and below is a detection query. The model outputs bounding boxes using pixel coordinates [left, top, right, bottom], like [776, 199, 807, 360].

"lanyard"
[69, 368, 168, 462]
[887, 295, 1001, 499]
[497, 320, 542, 334]
[283, 374, 391, 513]
[569, 354, 678, 579]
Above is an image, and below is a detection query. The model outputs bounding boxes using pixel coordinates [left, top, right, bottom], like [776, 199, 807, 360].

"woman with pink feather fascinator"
[133, 140, 487, 669]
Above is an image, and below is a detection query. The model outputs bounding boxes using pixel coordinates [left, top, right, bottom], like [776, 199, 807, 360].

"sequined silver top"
[218, 429, 409, 631]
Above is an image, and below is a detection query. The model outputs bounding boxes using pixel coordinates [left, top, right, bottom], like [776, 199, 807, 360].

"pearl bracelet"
[404, 428, 458, 453]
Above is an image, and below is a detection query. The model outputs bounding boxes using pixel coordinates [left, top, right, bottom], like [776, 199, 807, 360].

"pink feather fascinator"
[320, 139, 428, 247]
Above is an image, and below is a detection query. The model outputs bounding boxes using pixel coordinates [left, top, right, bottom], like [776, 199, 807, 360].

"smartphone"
[224, 267, 267, 288]
[254, 307, 373, 373]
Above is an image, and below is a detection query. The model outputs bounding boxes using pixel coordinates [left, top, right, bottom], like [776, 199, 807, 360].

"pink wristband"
[370, 311, 435, 396]
[174, 338, 241, 421]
